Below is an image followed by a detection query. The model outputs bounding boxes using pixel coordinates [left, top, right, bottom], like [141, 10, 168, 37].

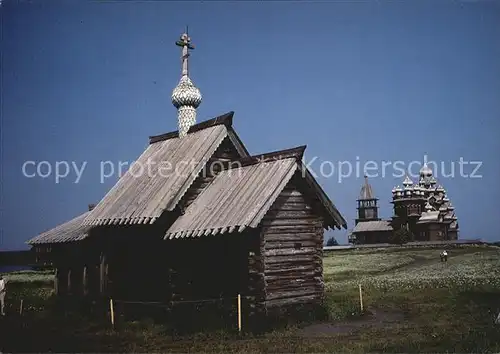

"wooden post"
[83, 266, 88, 296]
[100, 253, 107, 295]
[110, 298, 115, 329]
[19, 299, 23, 315]
[54, 268, 59, 295]
[237, 294, 242, 332]
[358, 283, 364, 313]
[67, 269, 72, 295]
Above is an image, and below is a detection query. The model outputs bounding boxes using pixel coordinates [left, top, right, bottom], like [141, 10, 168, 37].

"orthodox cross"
[175, 27, 195, 77]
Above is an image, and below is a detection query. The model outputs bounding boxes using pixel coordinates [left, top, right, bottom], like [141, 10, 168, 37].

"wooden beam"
[54, 268, 59, 295]
[67, 269, 72, 295]
[83, 266, 88, 296]
[100, 253, 107, 295]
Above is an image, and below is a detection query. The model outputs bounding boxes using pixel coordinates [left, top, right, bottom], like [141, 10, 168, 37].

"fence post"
[109, 298, 115, 329]
[19, 299, 23, 315]
[237, 294, 242, 332]
[358, 283, 364, 313]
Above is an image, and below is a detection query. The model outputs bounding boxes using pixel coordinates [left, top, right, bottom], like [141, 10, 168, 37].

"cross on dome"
[171, 28, 202, 138]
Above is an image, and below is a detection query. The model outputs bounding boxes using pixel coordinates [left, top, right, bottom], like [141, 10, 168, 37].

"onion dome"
[420, 162, 433, 176]
[394, 185, 402, 197]
[403, 175, 413, 187]
[172, 76, 202, 109]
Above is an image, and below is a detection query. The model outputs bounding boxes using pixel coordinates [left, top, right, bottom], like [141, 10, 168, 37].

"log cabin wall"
[246, 228, 266, 316]
[165, 232, 253, 304]
[260, 178, 325, 309]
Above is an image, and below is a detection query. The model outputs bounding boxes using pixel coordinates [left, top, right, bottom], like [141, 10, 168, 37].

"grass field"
[1, 245, 500, 352]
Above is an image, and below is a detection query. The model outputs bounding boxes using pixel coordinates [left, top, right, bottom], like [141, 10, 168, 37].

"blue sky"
[1, 0, 499, 250]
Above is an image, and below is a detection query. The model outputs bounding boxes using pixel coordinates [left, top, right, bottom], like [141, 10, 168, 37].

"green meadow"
[1, 245, 500, 352]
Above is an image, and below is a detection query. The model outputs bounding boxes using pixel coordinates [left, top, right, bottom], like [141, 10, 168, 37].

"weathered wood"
[264, 247, 317, 257]
[265, 294, 321, 308]
[261, 219, 322, 227]
[54, 268, 59, 295]
[99, 253, 107, 294]
[263, 210, 316, 219]
[83, 266, 88, 296]
[261, 225, 322, 233]
[265, 261, 320, 271]
[67, 269, 72, 295]
[265, 271, 317, 282]
[265, 255, 320, 264]
[269, 202, 313, 211]
[180, 137, 242, 209]
[278, 190, 305, 197]
[266, 288, 322, 301]
[258, 176, 327, 307]
[265, 240, 318, 249]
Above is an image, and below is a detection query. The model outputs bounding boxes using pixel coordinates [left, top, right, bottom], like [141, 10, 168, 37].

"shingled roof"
[352, 220, 393, 233]
[82, 112, 248, 226]
[165, 146, 347, 239]
[358, 176, 376, 200]
[26, 212, 91, 245]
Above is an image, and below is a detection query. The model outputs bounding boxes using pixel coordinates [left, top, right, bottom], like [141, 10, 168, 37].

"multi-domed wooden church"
[349, 165, 459, 244]
[26, 32, 347, 316]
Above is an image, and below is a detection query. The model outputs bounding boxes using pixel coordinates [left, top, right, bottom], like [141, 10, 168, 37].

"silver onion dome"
[420, 162, 433, 176]
[171, 75, 202, 109]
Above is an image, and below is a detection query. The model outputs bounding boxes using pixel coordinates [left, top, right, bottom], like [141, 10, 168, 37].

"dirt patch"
[298, 308, 405, 337]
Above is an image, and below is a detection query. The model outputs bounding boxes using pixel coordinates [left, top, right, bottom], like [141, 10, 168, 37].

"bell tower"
[355, 176, 380, 225]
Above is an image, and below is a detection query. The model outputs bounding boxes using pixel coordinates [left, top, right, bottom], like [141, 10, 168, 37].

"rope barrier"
[109, 294, 246, 330]
[112, 295, 252, 306]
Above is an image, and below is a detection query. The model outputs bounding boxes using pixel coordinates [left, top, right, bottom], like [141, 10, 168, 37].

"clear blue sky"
[2, 0, 499, 250]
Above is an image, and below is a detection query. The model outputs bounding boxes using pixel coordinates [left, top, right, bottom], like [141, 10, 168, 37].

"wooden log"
[278, 190, 305, 197]
[99, 253, 107, 295]
[264, 271, 317, 282]
[54, 268, 59, 295]
[266, 288, 322, 301]
[266, 263, 321, 273]
[263, 210, 316, 219]
[264, 265, 317, 274]
[67, 269, 72, 295]
[83, 266, 88, 296]
[264, 233, 318, 242]
[265, 240, 318, 249]
[266, 283, 323, 295]
[275, 196, 308, 204]
[269, 203, 313, 211]
[264, 247, 317, 257]
[266, 277, 322, 289]
[265, 255, 321, 264]
[262, 226, 322, 234]
[260, 219, 322, 227]
[265, 294, 321, 308]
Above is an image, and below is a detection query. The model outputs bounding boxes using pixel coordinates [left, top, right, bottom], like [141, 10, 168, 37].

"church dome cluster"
[391, 162, 458, 230]
[350, 160, 459, 245]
